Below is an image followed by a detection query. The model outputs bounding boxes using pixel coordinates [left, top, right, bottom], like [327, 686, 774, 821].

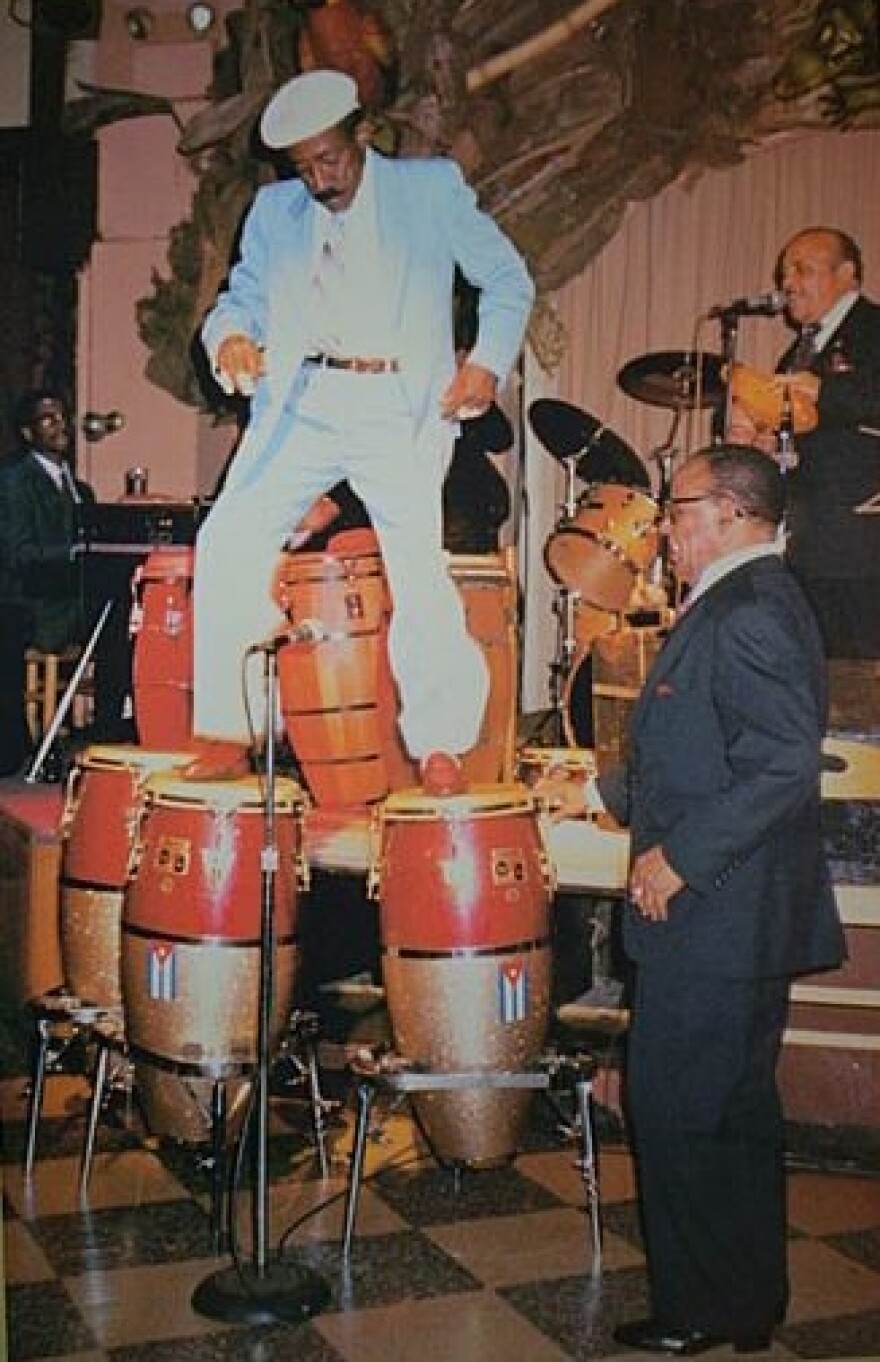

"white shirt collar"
[33, 452, 80, 502]
[32, 452, 65, 489]
[687, 540, 781, 605]
[312, 146, 374, 247]
[814, 290, 859, 350]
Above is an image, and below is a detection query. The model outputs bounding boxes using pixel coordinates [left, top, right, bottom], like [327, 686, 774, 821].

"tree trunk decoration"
[122, 0, 880, 406]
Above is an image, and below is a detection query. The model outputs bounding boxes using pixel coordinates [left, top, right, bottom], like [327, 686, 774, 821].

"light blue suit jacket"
[202, 150, 534, 482]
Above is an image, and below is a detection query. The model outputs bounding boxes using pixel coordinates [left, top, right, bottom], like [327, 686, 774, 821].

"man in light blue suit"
[186, 69, 534, 788]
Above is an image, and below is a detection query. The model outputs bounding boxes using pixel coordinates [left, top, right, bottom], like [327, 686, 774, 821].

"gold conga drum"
[370, 784, 553, 1167]
[122, 774, 307, 1141]
[60, 744, 191, 1009]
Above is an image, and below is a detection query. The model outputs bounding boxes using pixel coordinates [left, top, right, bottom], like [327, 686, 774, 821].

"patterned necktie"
[788, 322, 820, 372]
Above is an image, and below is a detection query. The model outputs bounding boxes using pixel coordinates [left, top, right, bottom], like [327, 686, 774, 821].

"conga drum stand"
[192, 644, 329, 1325]
[341, 1047, 602, 1267]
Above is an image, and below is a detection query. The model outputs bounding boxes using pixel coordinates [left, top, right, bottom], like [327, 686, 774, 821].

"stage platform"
[0, 733, 877, 1144]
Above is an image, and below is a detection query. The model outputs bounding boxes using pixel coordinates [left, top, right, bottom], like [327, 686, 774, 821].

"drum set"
[528, 347, 726, 749]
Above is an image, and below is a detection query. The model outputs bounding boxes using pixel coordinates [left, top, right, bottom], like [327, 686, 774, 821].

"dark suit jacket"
[781, 294, 880, 580]
[0, 452, 96, 651]
[599, 554, 845, 982]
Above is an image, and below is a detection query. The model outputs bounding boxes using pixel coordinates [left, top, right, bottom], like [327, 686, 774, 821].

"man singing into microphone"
[729, 226, 880, 660]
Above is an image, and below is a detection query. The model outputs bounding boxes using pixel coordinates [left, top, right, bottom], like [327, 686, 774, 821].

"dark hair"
[339, 107, 364, 140]
[694, 444, 786, 527]
[14, 387, 70, 435]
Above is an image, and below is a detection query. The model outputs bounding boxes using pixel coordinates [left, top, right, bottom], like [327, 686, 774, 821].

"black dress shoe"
[612, 1319, 722, 1355]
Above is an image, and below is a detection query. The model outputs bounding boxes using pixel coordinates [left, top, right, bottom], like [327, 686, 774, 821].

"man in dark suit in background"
[731, 226, 880, 659]
[0, 390, 131, 775]
[0, 390, 95, 773]
[539, 445, 845, 1354]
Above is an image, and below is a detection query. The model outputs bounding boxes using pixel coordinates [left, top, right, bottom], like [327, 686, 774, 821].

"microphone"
[82, 410, 125, 442]
[246, 618, 326, 655]
[708, 290, 785, 320]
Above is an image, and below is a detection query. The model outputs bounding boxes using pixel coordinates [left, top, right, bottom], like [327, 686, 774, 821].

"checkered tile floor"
[3, 1013, 880, 1362]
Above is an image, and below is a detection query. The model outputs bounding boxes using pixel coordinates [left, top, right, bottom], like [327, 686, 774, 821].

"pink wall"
[76, 2, 237, 502]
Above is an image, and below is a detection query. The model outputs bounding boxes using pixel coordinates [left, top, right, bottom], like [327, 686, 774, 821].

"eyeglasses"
[662, 493, 716, 524]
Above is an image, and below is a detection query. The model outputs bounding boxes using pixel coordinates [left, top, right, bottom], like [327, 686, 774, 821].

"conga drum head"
[516, 746, 596, 786]
[380, 782, 536, 821]
[143, 772, 303, 813]
[545, 484, 659, 611]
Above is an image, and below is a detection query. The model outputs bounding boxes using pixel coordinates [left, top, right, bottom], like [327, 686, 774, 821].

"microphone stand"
[718, 313, 741, 439]
[25, 600, 113, 783]
[192, 646, 329, 1325]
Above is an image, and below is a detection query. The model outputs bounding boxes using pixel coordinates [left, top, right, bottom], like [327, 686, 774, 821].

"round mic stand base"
[192, 1259, 330, 1326]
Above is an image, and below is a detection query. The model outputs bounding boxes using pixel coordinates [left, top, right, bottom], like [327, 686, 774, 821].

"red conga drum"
[370, 785, 553, 1166]
[274, 532, 392, 806]
[379, 551, 519, 792]
[59, 744, 191, 1008]
[130, 546, 194, 748]
[122, 773, 307, 1141]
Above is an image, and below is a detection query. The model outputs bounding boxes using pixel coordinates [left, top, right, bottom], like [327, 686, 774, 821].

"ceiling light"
[186, 3, 216, 35]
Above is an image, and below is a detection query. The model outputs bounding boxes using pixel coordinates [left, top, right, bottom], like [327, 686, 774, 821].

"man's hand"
[215, 334, 265, 397]
[628, 845, 685, 921]
[440, 361, 497, 420]
[532, 772, 589, 822]
[769, 369, 820, 405]
[727, 398, 779, 457]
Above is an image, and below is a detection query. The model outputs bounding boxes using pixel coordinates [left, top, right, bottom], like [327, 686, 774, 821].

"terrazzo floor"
[3, 1004, 880, 1362]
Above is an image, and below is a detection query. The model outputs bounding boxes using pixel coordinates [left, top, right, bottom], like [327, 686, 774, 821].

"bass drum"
[562, 652, 596, 749]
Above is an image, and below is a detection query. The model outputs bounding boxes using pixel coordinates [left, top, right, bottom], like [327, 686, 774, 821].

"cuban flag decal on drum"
[499, 959, 528, 1024]
[147, 942, 177, 1002]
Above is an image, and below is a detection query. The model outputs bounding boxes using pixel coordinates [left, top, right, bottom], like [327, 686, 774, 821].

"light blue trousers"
[192, 367, 489, 758]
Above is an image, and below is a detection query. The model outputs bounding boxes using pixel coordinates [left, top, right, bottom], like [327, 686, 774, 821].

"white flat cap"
[261, 70, 359, 149]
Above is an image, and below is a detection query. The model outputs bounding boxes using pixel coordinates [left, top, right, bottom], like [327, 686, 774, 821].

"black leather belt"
[303, 353, 400, 374]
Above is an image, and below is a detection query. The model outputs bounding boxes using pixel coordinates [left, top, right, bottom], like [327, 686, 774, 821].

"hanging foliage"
[108, 0, 879, 404]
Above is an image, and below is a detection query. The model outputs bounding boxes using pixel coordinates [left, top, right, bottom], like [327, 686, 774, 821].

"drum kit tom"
[529, 348, 726, 743]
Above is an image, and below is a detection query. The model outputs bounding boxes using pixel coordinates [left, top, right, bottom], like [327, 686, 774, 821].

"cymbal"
[528, 398, 649, 489]
[617, 350, 725, 410]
